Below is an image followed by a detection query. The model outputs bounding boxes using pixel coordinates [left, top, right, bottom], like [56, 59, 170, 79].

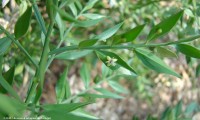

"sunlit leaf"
[94, 88, 124, 99]
[155, 47, 177, 58]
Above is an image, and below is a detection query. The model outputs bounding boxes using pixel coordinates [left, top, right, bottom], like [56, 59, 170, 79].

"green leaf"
[95, 88, 124, 99]
[75, 18, 104, 28]
[80, 63, 90, 89]
[55, 14, 65, 37]
[0, 66, 15, 93]
[135, 48, 181, 78]
[176, 44, 200, 58]
[46, 0, 58, 22]
[0, 94, 26, 117]
[96, 50, 137, 75]
[69, 2, 77, 16]
[196, 64, 200, 77]
[108, 80, 129, 94]
[155, 47, 177, 58]
[14, 6, 32, 39]
[0, 75, 20, 100]
[95, 22, 123, 41]
[42, 111, 93, 120]
[82, 13, 106, 19]
[55, 6, 78, 23]
[56, 68, 71, 103]
[0, 37, 12, 55]
[79, 39, 98, 48]
[71, 109, 99, 119]
[175, 100, 182, 117]
[147, 10, 184, 41]
[112, 24, 145, 44]
[41, 102, 92, 112]
[83, 0, 99, 12]
[55, 50, 92, 60]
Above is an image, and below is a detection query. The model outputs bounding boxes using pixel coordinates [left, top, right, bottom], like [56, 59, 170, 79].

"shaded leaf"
[14, 6, 32, 39]
[176, 44, 200, 58]
[56, 68, 70, 103]
[147, 10, 184, 41]
[0, 75, 20, 100]
[0, 37, 12, 55]
[135, 48, 181, 78]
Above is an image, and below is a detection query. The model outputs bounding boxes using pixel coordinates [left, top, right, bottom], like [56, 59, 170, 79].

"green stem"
[0, 25, 38, 69]
[49, 34, 200, 55]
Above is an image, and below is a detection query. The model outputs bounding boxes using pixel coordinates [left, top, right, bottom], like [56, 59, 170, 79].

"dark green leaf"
[56, 68, 71, 103]
[55, 50, 92, 60]
[0, 66, 15, 93]
[155, 47, 177, 58]
[112, 24, 145, 44]
[175, 100, 182, 117]
[79, 39, 98, 48]
[176, 44, 200, 58]
[0, 37, 12, 55]
[135, 48, 181, 78]
[147, 10, 184, 41]
[14, 6, 32, 39]
[0, 75, 20, 100]
[196, 64, 200, 77]
[96, 50, 137, 75]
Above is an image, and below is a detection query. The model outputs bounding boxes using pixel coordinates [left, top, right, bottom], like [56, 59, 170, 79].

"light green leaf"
[83, 0, 99, 12]
[69, 2, 77, 16]
[0, 37, 11, 55]
[147, 10, 184, 41]
[71, 109, 99, 119]
[108, 80, 129, 94]
[176, 44, 200, 58]
[155, 47, 177, 58]
[14, 6, 32, 39]
[0, 75, 20, 100]
[0, 94, 26, 117]
[135, 48, 181, 78]
[95, 88, 124, 99]
[56, 68, 71, 103]
[55, 14, 65, 37]
[96, 50, 137, 75]
[41, 102, 92, 112]
[55, 50, 92, 60]
[75, 18, 104, 28]
[82, 13, 106, 19]
[185, 8, 194, 17]
[95, 22, 123, 41]
[80, 63, 90, 89]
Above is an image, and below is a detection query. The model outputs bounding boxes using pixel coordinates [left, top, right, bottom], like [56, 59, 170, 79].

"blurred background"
[1, 0, 200, 119]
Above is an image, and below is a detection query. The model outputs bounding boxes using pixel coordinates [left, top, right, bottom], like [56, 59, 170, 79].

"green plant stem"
[49, 34, 200, 55]
[46, 9, 84, 70]
[0, 25, 38, 69]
